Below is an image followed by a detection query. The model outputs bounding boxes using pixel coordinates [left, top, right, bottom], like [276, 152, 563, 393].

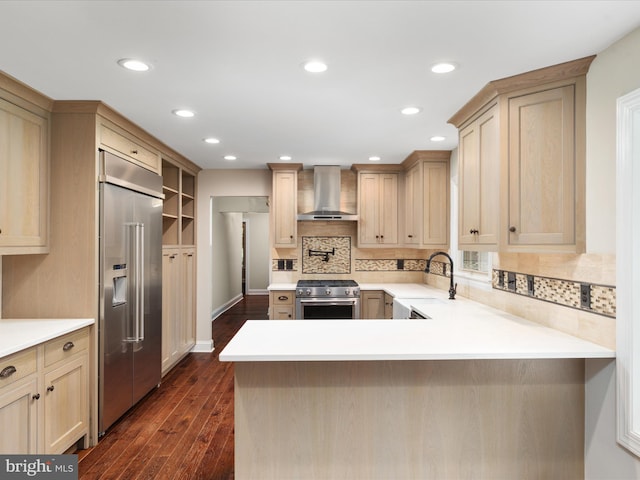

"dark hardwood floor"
[78, 295, 269, 480]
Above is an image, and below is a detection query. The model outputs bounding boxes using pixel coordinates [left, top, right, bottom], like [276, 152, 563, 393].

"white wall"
[194, 169, 271, 352]
[584, 26, 640, 478]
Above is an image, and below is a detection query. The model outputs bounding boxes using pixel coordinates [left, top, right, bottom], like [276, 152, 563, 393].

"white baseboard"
[247, 289, 268, 295]
[211, 293, 243, 321]
[191, 340, 214, 353]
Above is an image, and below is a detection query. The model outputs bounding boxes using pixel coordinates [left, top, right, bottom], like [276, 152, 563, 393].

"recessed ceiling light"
[430, 136, 446, 142]
[204, 137, 220, 144]
[401, 107, 422, 115]
[369, 156, 381, 161]
[173, 109, 195, 118]
[279, 155, 292, 161]
[431, 62, 456, 74]
[117, 58, 151, 72]
[303, 60, 328, 73]
[224, 155, 237, 161]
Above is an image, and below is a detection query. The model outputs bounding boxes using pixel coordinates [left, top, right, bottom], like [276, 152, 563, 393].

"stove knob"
[305, 289, 311, 296]
[297, 289, 303, 296]
[325, 288, 331, 295]
[345, 288, 351, 295]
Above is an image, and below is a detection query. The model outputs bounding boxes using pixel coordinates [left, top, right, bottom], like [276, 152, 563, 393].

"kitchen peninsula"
[220, 289, 614, 480]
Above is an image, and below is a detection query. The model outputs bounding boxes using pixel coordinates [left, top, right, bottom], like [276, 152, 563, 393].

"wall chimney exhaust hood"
[297, 165, 358, 221]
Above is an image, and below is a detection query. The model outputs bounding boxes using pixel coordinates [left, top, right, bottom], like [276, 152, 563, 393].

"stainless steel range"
[295, 280, 360, 319]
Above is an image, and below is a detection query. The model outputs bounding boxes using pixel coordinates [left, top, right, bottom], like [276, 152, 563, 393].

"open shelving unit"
[162, 160, 196, 247]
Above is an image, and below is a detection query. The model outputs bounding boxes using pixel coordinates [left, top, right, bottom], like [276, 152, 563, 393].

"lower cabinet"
[269, 291, 294, 320]
[0, 328, 89, 454]
[162, 247, 196, 375]
[361, 291, 386, 319]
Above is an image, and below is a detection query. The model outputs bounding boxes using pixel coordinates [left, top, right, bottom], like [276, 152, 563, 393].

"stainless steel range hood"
[297, 165, 358, 221]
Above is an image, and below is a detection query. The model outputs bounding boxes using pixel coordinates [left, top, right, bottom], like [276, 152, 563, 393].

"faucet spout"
[425, 251, 457, 300]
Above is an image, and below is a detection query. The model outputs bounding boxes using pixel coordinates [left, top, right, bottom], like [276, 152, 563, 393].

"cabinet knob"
[407, 234, 413, 238]
[469, 229, 479, 235]
[131, 149, 138, 155]
[290, 235, 294, 239]
[62, 341, 75, 352]
[509, 226, 517, 233]
[0, 365, 16, 378]
[47, 385, 55, 392]
[32, 393, 41, 400]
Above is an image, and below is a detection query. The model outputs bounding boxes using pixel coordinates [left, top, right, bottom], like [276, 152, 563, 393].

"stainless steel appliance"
[98, 151, 163, 435]
[295, 280, 360, 319]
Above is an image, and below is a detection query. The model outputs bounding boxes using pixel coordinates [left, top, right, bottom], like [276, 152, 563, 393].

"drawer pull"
[47, 385, 55, 392]
[0, 365, 16, 378]
[62, 341, 75, 352]
[278, 295, 289, 301]
[32, 393, 40, 401]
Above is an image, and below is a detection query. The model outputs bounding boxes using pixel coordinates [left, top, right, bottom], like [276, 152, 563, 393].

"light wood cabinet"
[449, 56, 592, 253]
[0, 90, 49, 254]
[162, 248, 196, 375]
[0, 328, 89, 455]
[99, 120, 160, 173]
[268, 164, 302, 249]
[401, 151, 450, 249]
[354, 169, 399, 247]
[269, 290, 294, 320]
[361, 290, 385, 319]
[162, 159, 197, 247]
[458, 105, 500, 249]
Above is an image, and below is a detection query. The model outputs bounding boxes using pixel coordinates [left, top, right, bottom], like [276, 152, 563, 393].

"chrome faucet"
[425, 251, 457, 300]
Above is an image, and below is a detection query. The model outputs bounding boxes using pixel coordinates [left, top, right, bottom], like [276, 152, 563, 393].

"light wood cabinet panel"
[43, 353, 88, 454]
[507, 85, 576, 247]
[422, 161, 449, 246]
[458, 105, 500, 249]
[269, 290, 294, 320]
[271, 169, 299, 248]
[450, 56, 591, 253]
[357, 173, 398, 247]
[404, 164, 420, 245]
[181, 249, 196, 351]
[0, 377, 39, 454]
[0, 97, 49, 254]
[99, 121, 160, 173]
[361, 290, 385, 319]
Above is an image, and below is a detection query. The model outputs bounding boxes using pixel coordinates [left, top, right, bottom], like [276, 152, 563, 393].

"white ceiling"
[2, 1, 640, 170]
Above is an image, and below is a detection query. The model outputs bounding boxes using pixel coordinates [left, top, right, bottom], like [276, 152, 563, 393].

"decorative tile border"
[492, 269, 616, 318]
[355, 259, 427, 272]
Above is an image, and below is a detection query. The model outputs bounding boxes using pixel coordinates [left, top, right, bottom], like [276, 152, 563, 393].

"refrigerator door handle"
[127, 222, 145, 343]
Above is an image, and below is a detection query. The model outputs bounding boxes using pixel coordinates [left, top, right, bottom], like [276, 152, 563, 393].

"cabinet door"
[378, 174, 398, 245]
[180, 249, 196, 353]
[384, 293, 394, 319]
[0, 377, 39, 454]
[43, 354, 88, 454]
[404, 165, 421, 245]
[458, 106, 499, 249]
[272, 171, 297, 247]
[0, 98, 49, 253]
[422, 162, 449, 246]
[162, 249, 181, 373]
[358, 173, 380, 245]
[361, 291, 385, 319]
[508, 86, 575, 247]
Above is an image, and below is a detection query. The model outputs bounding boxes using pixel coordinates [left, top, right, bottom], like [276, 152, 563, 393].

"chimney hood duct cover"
[297, 166, 358, 221]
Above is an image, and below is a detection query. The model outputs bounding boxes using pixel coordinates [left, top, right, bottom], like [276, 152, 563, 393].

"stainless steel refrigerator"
[98, 150, 163, 435]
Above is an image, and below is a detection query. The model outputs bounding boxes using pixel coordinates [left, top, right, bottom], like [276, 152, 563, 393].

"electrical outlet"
[285, 259, 293, 270]
[507, 272, 516, 291]
[580, 283, 591, 309]
[277, 259, 285, 270]
[497, 270, 504, 288]
[527, 275, 535, 296]
[397, 259, 404, 270]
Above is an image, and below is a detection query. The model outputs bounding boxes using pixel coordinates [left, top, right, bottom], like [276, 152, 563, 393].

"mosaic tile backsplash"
[302, 236, 351, 274]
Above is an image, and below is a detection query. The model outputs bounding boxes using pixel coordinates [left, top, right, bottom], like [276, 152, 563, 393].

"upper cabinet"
[162, 157, 197, 247]
[401, 151, 450, 249]
[352, 166, 401, 247]
[449, 55, 594, 253]
[0, 75, 51, 254]
[268, 163, 302, 248]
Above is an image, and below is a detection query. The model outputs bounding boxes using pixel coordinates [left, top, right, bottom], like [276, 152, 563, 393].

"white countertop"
[269, 282, 444, 298]
[0, 318, 95, 358]
[222, 285, 615, 361]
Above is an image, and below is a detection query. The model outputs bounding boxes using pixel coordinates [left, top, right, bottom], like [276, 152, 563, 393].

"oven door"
[296, 297, 360, 320]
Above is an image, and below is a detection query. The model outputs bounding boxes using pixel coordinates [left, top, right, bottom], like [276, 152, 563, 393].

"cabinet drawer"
[44, 329, 89, 368]
[0, 348, 37, 389]
[272, 291, 294, 305]
[100, 124, 160, 172]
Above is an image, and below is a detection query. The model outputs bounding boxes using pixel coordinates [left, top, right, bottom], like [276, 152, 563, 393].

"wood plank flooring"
[78, 295, 269, 480]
